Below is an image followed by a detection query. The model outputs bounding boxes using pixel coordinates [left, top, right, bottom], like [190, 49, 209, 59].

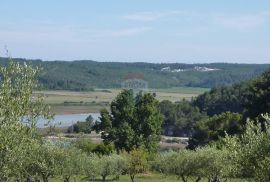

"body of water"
[36, 113, 100, 128]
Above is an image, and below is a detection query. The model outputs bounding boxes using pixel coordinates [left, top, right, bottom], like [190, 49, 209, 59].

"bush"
[72, 139, 114, 155]
[67, 115, 94, 133]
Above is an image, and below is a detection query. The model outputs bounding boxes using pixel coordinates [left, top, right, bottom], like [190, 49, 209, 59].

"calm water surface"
[37, 113, 100, 128]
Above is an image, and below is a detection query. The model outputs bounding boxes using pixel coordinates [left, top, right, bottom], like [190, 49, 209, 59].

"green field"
[36, 87, 208, 114]
[50, 173, 248, 182]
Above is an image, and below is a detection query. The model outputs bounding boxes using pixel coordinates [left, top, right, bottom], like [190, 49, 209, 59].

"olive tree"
[0, 61, 51, 181]
[224, 114, 270, 181]
[195, 147, 234, 182]
[26, 143, 64, 182]
[83, 153, 100, 182]
[98, 154, 126, 182]
[152, 151, 177, 177]
[55, 147, 86, 182]
[122, 148, 148, 182]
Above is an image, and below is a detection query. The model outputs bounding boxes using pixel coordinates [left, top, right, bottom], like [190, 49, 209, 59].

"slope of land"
[1, 57, 269, 90]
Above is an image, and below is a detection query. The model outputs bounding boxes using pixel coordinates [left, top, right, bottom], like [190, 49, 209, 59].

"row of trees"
[11, 115, 270, 182]
[193, 67, 270, 120]
[153, 115, 270, 182]
[13, 114, 270, 182]
[158, 67, 270, 148]
[189, 68, 270, 147]
[159, 99, 206, 137]
[18, 143, 147, 182]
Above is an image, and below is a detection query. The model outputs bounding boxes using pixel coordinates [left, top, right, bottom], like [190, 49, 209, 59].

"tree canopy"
[95, 90, 163, 153]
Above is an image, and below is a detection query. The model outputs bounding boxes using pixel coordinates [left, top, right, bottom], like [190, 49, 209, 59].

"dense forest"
[159, 66, 270, 149]
[0, 57, 269, 90]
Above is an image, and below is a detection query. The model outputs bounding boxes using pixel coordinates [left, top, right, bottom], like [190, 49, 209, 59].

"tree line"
[0, 57, 268, 90]
[158, 66, 270, 148]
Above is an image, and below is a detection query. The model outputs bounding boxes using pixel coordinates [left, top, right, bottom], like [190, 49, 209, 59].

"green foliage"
[92, 143, 115, 155]
[189, 112, 242, 149]
[255, 156, 270, 182]
[68, 115, 94, 134]
[95, 90, 163, 153]
[193, 68, 270, 121]
[1, 57, 268, 90]
[151, 151, 176, 177]
[67, 115, 94, 134]
[193, 82, 251, 116]
[224, 114, 270, 180]
[83, 153, 100, 181]
[195, 147, 235, 182]
[3, 59, 270, 182]
[153, 147, 234, 182]
[25, 142, 64, 182]
[72, 138, 114, 155]
[135, 92, 163, 153]
[190, 68, 270, 148]
[0, 61, 52, 181]
[159, 100, 207, 137]
[56, 147, 84, 182]
[98, 154, 127, 182]
[122, 148, 148, 182]
[244, 69, 270, 120]
[153, 147, 232, 182]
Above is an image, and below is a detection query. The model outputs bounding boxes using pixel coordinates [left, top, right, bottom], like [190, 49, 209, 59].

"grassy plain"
[50, 173, 247, 182]
[35, 87, 208, 114]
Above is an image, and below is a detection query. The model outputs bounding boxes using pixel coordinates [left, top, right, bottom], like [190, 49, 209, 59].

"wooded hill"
[0, 57, 269, 90]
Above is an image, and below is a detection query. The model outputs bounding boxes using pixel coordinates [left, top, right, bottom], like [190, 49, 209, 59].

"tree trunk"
[102, 175, 106, 182]
[26, 177, 31, 182]
[130, 175, 135, 182]
[64, 176, 70, 182]
[42, 174, 49, 182]
[90, 176, 94, 182]
[212, 175, 221, 182]
[181, 175, 188, 182]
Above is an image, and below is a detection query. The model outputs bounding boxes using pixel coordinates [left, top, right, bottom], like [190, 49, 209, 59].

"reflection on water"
[37, 113, 100, 128]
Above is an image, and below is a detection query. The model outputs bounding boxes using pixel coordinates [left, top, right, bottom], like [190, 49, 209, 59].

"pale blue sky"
[1, 0, 270, 63]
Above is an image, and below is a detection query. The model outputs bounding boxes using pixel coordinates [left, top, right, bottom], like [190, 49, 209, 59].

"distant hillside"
[0, 57, 269, 90]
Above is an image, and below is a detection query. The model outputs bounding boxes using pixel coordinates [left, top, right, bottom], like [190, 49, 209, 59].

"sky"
[0, 0, 270, 63]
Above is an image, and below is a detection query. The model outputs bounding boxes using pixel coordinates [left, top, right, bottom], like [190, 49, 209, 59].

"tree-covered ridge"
[0, 57, 268, 90]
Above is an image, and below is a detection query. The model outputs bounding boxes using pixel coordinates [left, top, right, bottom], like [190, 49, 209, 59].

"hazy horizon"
[3, 56, 270, 65]
[1, 0, 270, 63]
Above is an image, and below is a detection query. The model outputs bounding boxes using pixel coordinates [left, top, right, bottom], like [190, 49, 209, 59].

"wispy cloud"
[123, 11, 181, 21]
[214, 12, 269, 29]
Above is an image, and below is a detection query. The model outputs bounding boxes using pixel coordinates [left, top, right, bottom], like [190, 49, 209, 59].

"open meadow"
[35, 87, 209, 114]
